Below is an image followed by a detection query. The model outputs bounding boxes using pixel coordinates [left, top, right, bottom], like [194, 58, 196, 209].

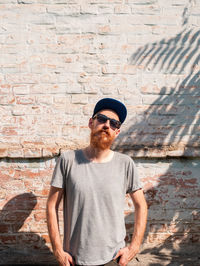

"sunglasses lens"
[97, 114, 107, 124]
[95, 114, 121, 129]
[110, 120, 118, 129]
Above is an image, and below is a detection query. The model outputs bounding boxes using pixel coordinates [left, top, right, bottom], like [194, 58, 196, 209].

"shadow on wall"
[113, 27, 200, 265]
[115, 28, 200, 154]
[124, 158, 200, 265]
[0, 193, 56, 265]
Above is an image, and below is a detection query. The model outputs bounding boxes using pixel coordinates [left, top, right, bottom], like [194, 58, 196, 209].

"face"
[89, 109, 121, 150]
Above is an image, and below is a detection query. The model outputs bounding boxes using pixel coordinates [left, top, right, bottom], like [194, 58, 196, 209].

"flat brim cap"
[92, 98, 127, 124]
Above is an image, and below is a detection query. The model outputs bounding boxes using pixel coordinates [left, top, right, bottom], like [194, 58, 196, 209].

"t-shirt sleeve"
[51, 153, 67, 188]
[126, 158, 142, 194]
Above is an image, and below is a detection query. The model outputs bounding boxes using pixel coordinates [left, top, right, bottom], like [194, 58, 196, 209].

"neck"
[83, 145, 114, 163]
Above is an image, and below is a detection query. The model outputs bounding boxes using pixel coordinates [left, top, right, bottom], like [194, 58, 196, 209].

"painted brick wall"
[0, 0, 199, 157]
[0, 0, 199, 264]
[1, 157, 199, 264]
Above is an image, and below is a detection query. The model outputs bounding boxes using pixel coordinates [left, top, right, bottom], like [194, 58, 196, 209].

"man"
[46, 98, 147, 266]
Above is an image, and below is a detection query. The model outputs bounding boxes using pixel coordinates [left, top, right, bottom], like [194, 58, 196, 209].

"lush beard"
[90, 129, 115, 150]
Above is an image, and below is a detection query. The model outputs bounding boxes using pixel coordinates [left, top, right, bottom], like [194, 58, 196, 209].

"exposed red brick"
[0, 224, 10, 233]
[17, 233, 41, 244]
[0, 235, 17, 244]
[41, 234, 50, 244]
[2, 127, 18, 136]
[0, 148, 7, 156]
[34, 211, 46, 222]
[0, 170, 12, 186]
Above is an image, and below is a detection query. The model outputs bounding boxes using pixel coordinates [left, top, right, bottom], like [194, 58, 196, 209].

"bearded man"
[46, 98, 148, 266]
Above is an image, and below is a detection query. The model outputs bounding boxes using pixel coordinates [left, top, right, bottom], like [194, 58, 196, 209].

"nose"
[103, 119, 110, 128]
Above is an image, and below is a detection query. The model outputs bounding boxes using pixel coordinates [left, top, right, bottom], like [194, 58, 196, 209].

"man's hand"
[113, 190, 147, 266]
[114, 245, 140, 266]
[54, 249, 75, 266]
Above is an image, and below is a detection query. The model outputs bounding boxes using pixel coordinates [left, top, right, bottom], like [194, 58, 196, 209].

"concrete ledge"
[0, 144, 199, 158]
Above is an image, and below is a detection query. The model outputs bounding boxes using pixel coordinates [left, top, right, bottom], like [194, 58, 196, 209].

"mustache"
[94, 129, 110, 136]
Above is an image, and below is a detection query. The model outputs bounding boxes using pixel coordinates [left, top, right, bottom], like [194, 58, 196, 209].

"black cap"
[92, 98, 127, 123]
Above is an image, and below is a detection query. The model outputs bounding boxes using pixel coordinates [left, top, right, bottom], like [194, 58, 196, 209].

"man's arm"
[46, 186, 74, 266]
[114, 189, 148, 266]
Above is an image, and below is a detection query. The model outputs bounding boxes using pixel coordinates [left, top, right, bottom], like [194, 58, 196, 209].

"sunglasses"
[93, 113, 121, 129]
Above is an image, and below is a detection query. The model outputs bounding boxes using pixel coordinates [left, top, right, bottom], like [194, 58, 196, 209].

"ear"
[88, 117, 93, 129]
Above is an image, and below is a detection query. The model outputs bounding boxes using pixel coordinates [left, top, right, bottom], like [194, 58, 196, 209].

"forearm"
[46, 203, 63, 253]
[129, 201, 148, 250]
[115, 190, 148, 265]
[114, 201, 148, 265]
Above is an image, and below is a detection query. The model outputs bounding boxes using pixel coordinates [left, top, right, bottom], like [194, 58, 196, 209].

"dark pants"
[75, 258, 120, 266]
[75, 256, 139, 266]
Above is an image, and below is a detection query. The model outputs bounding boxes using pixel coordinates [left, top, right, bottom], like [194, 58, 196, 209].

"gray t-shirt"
[51, 149, 142, 265]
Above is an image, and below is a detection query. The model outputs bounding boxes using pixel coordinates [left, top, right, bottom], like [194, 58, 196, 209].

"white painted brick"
[83, 63, 100, 74]
[83, 83, 99, 94]
[30, 84, 66, 94]
[71, 94, 88, 104]
[98, 5, 114, 14]
[80, 4, 98, 15]
[65, 83, 83, 94]
[114, 5, 131, 14]
[51, 0, 79, 3]
[35, 95, 53, 105]
[47, 5, 80, 16]
[0, 0, 199, 164]
[12, 106, 27, 116]
[0, 84, 12, 95]
[124, 94, 142, 105]
[6, 74, 40, 84]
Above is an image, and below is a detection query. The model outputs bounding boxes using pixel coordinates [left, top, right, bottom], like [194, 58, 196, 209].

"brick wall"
[0, 0, 199, 264]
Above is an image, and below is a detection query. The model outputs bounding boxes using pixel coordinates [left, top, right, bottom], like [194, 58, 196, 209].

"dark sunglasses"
[93, 113, 121, 129]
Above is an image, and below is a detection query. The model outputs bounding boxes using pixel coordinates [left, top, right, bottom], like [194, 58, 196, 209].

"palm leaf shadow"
[114, 28, 200, 265]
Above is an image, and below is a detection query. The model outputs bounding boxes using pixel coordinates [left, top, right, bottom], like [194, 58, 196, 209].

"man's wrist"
[128, 243, 140, 255]
[53, 247, 64, 256]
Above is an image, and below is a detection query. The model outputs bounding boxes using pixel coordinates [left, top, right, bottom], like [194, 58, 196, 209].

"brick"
[17, 233, 41, 244]
[53, 95, 71, 105]
[83, 83, 98, 94]
[35, 95, 53, 105]
[13, 85, 29, 95]
[62, 125, 80, 136]
[34, 211, 46, 222]
[71, 94, 88, 104]
[82, 104, 93, 116]
[0, 84, 12, 95]
[0, 95, 15, 105]
[124, 94, 142, 105]
[34, 197, 48, 210]
[41, 233, 51, 244]
[83, 63, 100, 74]
[0, 235, 17, 244]
[1, 126, 18, 136]
[30, 84, 65, 94]
[65, 103, 83, 115]
[16, 96, 35, 105]
[23, 148, 42, 158]
[47, 4, 80, 16]
[0, 148, 8, 157]
[11, 106, 26, 116]
[80, 4, 98, 15]
[6, 73, 40, 84]
[42, 147, 60, 157]
[114, 5, 131, 14]
[102, 65, 121, 74]
[30, 222, 48, 233]
[192, 211, 200, 221]
[98, 25, 112, 35]
[98, 5, 114, 14]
